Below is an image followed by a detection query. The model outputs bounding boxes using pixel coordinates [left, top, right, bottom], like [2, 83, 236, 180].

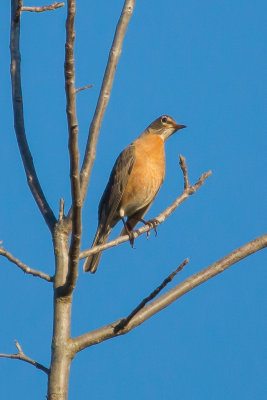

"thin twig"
[179, 154, 189, 189]
[0, 340, 49, 374]
[114, 258, 189, 333]
[79, 157, 211, 259]
[79, 0, 136, 203]
[61, 0, 82, 296]
[21, 2, 64, 12]
[10, 0, 57, 233]
[72, 234, 267, 353]
[75, 84, 93, 93]
[0, 245, 53, 282]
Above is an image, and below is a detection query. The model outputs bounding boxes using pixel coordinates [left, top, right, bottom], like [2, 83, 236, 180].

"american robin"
[83, 115, 186, 273]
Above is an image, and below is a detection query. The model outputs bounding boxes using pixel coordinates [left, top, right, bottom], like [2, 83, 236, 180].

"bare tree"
[1, 1, 266, 399]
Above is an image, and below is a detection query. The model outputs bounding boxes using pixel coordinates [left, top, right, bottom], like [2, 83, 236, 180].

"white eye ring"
[161, 116, 167, 123]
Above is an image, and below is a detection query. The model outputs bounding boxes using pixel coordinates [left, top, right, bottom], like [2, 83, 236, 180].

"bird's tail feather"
[83, 227, 111, 273]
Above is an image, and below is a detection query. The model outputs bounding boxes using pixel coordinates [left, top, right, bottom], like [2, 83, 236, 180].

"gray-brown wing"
[98, 144, 135, 229]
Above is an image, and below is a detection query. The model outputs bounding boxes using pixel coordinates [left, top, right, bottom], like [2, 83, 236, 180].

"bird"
[83, 115, 186, 273]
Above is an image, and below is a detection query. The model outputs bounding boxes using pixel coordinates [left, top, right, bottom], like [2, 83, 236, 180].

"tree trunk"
[47, 226, 73, 400]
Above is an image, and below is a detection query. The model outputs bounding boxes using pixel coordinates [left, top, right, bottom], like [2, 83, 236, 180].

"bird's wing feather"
[98, 144, 135, 228]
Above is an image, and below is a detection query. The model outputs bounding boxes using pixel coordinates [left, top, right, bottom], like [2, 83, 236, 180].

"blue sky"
[0, 1, 266, 399]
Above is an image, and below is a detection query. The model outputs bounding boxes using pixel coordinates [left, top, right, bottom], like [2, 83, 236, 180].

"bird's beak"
[176, 124, 186, 131]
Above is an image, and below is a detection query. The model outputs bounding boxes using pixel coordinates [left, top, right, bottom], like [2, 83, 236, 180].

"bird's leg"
[121, 217, 135, 248]
[139, 218, 158, 237]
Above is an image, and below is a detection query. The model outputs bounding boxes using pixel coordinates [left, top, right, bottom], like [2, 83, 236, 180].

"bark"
[47, 225, 74, 400]
[63, 0, 82, 296]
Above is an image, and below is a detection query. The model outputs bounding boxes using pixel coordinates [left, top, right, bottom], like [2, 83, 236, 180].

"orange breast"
[120, 134, 165, 217]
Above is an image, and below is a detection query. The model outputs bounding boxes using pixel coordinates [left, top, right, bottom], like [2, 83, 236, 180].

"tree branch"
[21, 2, 64, 12]
[75, 84, 93, 93]
[72, 234, 267, 352]
[0, 340, 49, 374]
[114, 258, 189, 333]
[79, 0, 136, 203]
[10, 0, 57, 233]
[0, 244, 53, 282]
[59, 198, 65, 221]
[79, 156, 211, 259]
[179, 154, 190, 189]
[60, 0, 81, 296]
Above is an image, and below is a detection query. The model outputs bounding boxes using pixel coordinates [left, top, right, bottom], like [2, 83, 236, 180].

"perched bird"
[84, 115, 186, 273]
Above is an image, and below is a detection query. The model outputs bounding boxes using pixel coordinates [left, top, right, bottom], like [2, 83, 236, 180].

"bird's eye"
[161, 116, 167, 123]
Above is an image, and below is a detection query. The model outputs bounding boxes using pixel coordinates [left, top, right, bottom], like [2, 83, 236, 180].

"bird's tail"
[83, 226, 111, 274]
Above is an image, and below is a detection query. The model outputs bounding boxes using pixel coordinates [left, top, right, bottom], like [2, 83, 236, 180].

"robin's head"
[145, 115, 186, 141]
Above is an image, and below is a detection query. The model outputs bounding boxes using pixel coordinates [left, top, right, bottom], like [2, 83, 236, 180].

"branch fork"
[114, 258, 189, 333]
[0, 340, 49, 374]
[0, 244, 53, 282]
[72, 234, 267, 352]
[80, 155, 212, 260]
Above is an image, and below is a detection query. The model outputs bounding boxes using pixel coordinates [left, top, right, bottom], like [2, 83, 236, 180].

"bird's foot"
[140, 218, 158, 237]
[128, 231, 135, 248]
[121, 217, 135, 248]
